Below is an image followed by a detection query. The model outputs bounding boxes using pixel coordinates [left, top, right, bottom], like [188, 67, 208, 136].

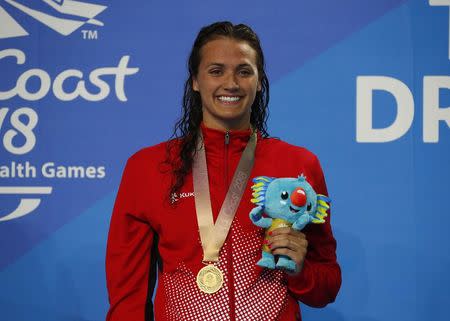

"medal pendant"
[196, 265, 223, 294]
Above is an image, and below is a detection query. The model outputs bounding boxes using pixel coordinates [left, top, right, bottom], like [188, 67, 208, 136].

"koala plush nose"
[291, 187, 307, 207]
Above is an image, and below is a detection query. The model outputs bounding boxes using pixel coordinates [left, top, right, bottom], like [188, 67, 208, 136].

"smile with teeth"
[217, 96, 241, 103]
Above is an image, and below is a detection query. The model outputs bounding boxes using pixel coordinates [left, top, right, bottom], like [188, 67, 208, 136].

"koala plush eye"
[281, 191, 289, 200]
[307, 202, 312, 211]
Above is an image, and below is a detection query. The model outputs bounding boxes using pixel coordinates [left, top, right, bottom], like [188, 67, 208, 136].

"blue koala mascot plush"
[249, 175, 331, 272]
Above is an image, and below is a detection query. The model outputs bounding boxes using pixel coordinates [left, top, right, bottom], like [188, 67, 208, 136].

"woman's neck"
[202, 118, 251, 132]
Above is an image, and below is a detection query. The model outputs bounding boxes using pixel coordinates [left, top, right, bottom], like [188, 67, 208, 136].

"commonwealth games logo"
[0, 0, 117, 222]
[0, 0, 107, 39]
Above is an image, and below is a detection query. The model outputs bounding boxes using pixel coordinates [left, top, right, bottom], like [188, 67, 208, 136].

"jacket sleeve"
[105, 156, 154, 321]
[287, 155, 341, 307]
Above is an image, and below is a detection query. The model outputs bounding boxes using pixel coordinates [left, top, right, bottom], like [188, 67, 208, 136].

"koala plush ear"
[311, 195, 331, 224]
[251, 176, 274, 206]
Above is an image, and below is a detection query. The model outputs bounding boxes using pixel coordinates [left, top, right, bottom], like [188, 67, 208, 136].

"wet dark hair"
[166, 21, 270, 200]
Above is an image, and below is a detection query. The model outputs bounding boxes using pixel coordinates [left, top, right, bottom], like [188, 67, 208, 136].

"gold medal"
[196, 265, 223, 294]
[193, 130, 256, 295]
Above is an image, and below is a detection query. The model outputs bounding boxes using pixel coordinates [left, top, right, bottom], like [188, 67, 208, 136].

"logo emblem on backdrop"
[0, 0, 107, 39]
[0, 187, 52, 222]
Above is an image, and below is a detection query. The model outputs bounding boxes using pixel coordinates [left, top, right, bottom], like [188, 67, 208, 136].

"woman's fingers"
[266, 227, 308, 271]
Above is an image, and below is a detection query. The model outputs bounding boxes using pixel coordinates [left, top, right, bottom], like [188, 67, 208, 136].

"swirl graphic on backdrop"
[0, 186, 52, 222]
[0, 0, 107, 39]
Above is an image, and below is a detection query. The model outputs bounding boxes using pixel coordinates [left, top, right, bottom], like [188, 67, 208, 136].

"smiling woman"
[192, 37, 262, 131]
[105, 21, 341, 321]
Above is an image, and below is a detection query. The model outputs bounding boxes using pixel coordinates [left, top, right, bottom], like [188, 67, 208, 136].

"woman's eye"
[281, 191, 289, 200]
[239, 69, 252, 76]
[209, 69, 222, 75]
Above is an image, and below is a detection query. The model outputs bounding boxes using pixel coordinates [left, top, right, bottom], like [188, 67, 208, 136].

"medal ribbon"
[193, 129, 257, 263]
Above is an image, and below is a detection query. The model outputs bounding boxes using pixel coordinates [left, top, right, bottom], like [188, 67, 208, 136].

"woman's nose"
[223, 73, 239, 91]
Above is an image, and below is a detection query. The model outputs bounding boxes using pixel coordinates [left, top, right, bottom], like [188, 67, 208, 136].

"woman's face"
[193, 37, 261, 131]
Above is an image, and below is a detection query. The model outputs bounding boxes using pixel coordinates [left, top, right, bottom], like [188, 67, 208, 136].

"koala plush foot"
[276, 255, 297, 272]
[257, 251, 276, 269]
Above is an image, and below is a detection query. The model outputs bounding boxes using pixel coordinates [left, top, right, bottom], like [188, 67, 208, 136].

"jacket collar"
[200, 123, 256, 157]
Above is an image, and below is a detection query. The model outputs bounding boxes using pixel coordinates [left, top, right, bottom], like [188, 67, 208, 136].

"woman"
[106, 21, 341, 321]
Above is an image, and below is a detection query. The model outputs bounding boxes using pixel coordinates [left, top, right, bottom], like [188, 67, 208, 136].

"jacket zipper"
[224, 131, 230, 188]
[224, 131, 235, 321]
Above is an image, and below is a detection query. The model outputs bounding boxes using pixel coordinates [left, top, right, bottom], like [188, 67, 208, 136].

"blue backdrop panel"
[0, 0, 449, 320]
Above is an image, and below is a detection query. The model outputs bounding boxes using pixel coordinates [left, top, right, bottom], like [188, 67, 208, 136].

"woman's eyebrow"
[236, 63, 252, 68]
[206, 63, 225, 68]
[206, 63, 253, 68]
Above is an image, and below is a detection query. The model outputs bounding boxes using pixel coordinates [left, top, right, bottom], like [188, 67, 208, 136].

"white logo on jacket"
[170, 191, 195, 204]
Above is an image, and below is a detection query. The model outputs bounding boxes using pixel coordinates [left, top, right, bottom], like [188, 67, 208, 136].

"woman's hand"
[267, 227, 308, 274]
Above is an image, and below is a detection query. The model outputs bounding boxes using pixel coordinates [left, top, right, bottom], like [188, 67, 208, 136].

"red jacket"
[106, 125, 341, 321]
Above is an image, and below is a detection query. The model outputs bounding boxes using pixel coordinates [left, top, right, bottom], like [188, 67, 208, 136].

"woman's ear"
[192, 77, 199, 92]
